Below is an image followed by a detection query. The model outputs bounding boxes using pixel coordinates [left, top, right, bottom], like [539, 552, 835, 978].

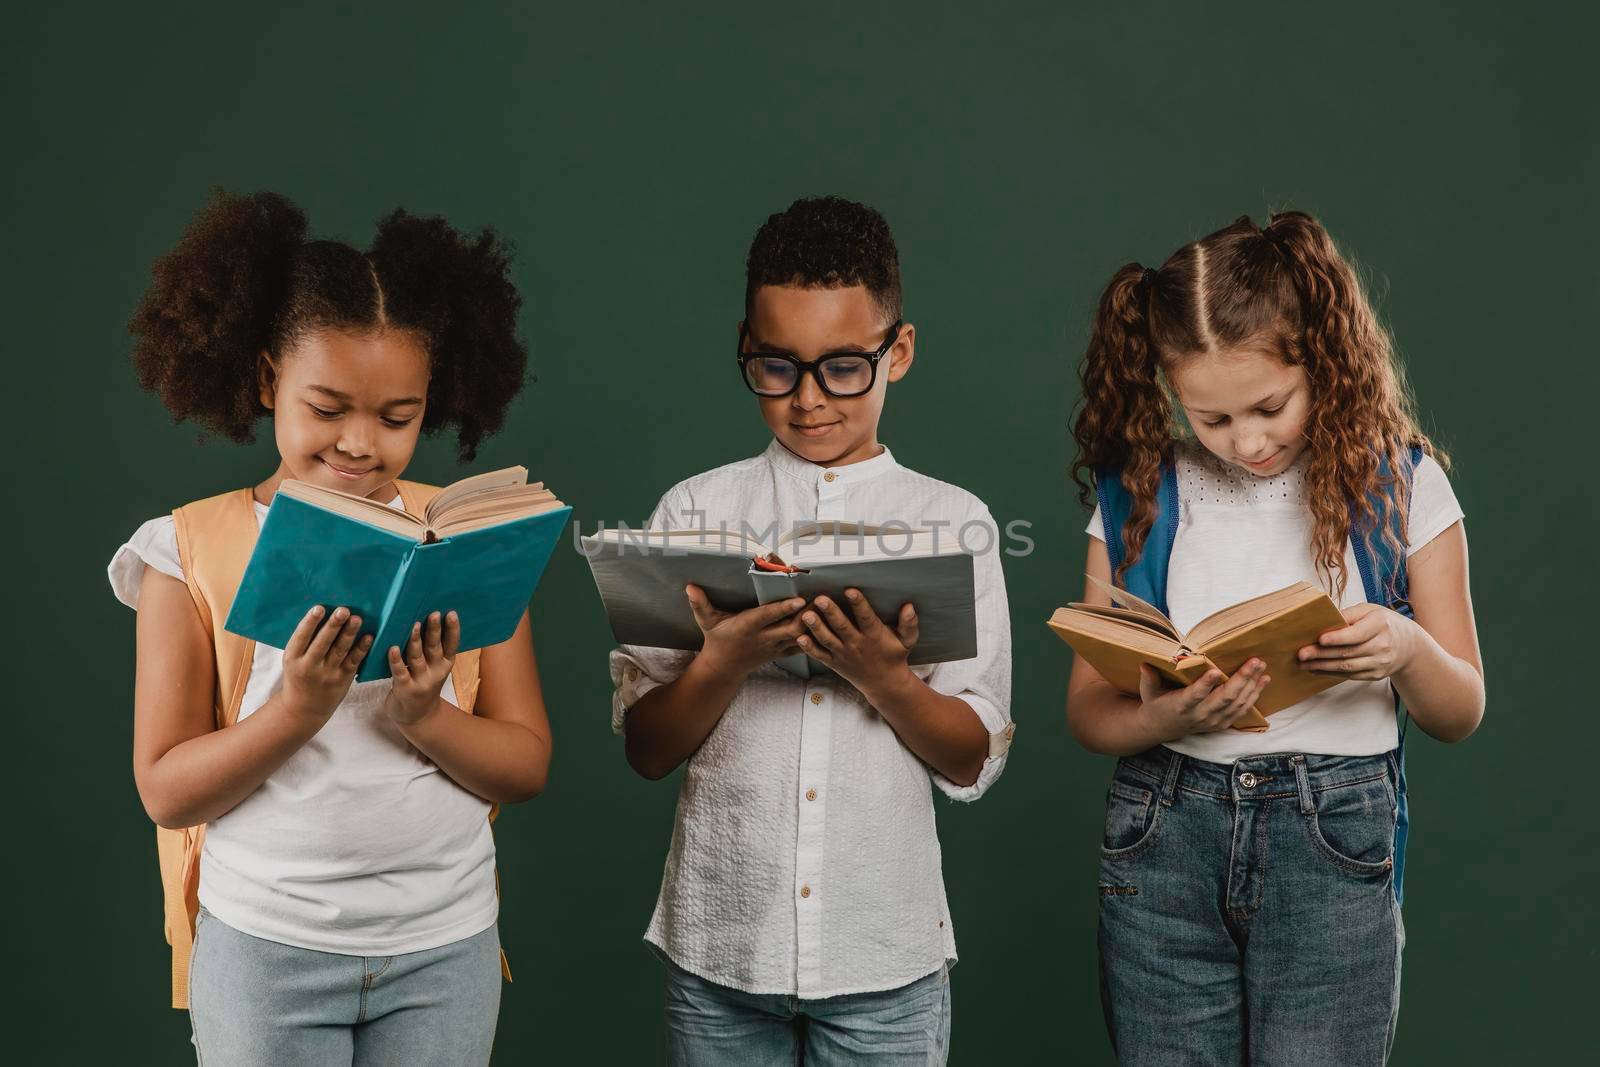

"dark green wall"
[12, 1, 1592, 1060]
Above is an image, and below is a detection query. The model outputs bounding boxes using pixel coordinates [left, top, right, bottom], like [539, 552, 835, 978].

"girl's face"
[257, 328, 430, 499]
[1168, 348, 1311, 478]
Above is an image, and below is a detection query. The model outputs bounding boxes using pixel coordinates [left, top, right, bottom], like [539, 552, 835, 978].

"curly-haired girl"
[1066, 212, 1484, 1064]
[108, 189, 550, 1065]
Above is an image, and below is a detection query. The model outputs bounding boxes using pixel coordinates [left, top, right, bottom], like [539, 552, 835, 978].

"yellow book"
[1046, 576, 1350, 731]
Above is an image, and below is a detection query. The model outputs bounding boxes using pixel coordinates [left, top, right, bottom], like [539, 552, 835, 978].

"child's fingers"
[308, 607, 350, 661]
[286, 605, 325, 659]
[842, 589, 881, 632]
[800, 610, 845, 653]
[406, 621, 426, 668]
[812, 596, 858, 638]
[746, 596, 807, 628]
[344, 634, 375, 670]
[895, 604, 919, 650]
[796, 632, 834, 661]
[1173, 669, 1224, 711]
[442, 611, 461, 658]
[327, 614, 363, 665]
[388, 644, 410, 680]
[423, 612, 444, 660]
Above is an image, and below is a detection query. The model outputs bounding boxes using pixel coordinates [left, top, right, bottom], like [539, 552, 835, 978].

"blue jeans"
[1097, 746, 1404, 1066]
[187, 907, 502, 1066]
[661, 954, 952, 1065]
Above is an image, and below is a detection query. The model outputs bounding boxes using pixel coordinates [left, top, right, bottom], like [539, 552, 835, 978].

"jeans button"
[1238, 772, 1258, 788]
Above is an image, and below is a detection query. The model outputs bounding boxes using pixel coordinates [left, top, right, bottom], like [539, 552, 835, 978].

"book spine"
[360, 545, 420, 683]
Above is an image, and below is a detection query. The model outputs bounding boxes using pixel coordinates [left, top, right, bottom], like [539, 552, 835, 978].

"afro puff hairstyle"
[744, 196, 902, 323]
[129, 189, 528, 462]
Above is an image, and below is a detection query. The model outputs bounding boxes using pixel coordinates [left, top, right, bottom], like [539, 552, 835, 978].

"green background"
[11, 1, 1593, 1061]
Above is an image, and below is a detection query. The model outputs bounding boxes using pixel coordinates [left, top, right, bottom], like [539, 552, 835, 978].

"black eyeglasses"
[737, 320, 903, 398]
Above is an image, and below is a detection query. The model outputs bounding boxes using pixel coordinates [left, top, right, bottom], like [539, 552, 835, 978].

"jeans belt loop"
[1159, 748, 1183, 807]
[1292, 754, 1315, 815]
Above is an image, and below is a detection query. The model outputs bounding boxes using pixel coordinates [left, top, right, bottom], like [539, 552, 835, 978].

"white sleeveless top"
[1087, 441, 1465, 763]
[108, 495, 499, 955]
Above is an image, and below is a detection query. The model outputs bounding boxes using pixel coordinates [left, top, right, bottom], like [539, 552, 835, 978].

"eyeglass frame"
[735, 319, 905, 398]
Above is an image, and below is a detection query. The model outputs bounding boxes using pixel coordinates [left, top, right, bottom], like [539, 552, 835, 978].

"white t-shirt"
[108, 494, 499, 955]
[1086, 441, 1464, 763]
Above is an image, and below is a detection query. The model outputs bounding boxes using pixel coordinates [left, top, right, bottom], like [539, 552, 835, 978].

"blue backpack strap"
[1348, 444, 1424, 907]
[1094, 459, 1180, 618]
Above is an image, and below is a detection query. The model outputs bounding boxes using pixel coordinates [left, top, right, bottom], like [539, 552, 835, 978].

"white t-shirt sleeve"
[107, 515, 184, 609]
[608, 483, 698, 734]
[1085, 502, 1106, 542]
[1405, 453, 1465, 556]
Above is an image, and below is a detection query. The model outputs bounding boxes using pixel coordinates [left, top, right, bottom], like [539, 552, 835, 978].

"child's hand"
[685, 584, 808, 680]
[281, 605, 374, 722]
[383, 611, 459, 725]
[1297, 603, 1419, 681]
[795, 589, 918, 692]
[1137, 660, 1270, 740]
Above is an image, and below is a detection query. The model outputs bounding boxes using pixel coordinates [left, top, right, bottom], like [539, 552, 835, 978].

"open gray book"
[581, 521, 978, 679]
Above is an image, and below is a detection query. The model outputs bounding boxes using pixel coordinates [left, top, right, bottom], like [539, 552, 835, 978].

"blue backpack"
[1093, 446, 1423, 905]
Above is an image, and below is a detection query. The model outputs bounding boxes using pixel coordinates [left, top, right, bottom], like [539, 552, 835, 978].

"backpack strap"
[158, 488, 259, 1009]
[1348, 445, 1424, 908]
[1093, 459, 1180, 617]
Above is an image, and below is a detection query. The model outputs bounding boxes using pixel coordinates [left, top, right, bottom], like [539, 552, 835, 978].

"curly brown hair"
[1070, 212, 1448, 600]
[128, 189, 528, 463]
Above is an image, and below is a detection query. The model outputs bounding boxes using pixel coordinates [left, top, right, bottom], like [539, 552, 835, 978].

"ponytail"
[1071, 263, 1177, 585]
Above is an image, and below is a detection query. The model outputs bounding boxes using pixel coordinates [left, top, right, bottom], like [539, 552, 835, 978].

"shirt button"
[806, 788, 817, 802]
[823, 471, 836, 482]
[810, 692, 823, 705]
[800, 885, 812, 898]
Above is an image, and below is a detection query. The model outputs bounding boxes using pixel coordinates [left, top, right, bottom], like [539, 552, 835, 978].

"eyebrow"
[747, 335, 874, 356]
[1188, 389, 1290, 417]
[306, 384, 424, 407]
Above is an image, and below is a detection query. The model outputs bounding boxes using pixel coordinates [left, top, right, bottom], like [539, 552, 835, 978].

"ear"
[256, 350, 279, 410]
[884, 322, 916, 383]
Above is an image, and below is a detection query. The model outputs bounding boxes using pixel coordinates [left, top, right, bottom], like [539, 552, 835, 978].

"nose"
[336, 419, 377, 459]
[791, 368, 827, 410]
[1236, 432, 1271, 462]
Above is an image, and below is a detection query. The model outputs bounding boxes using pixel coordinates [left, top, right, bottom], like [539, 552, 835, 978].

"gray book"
[581, 522, 978, 679]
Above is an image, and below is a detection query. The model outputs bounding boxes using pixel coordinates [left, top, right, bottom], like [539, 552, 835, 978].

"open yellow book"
[1046, 576, 1350, 731]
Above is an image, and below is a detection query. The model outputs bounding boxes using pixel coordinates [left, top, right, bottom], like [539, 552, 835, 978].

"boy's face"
[258, 328, 430, 499]
[741, 284, 914, 468]
[1169, 348, 1311, 478]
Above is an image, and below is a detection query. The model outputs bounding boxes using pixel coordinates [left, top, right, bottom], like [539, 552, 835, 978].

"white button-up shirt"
[609, 439, 1013, 998]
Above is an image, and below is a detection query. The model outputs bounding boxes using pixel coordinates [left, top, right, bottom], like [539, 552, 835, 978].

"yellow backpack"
[157, 479, 511, 1009]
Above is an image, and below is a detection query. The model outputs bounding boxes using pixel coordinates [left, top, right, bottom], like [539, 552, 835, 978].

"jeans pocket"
[1101, 775, 1159, 858]
[1304, 775, 1395, 876]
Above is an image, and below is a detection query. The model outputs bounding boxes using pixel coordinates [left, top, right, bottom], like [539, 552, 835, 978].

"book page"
[1185, 582, 1325, 650]
[781, 523, 965, 565]
[1084, 573, 1179, 635]
[583, 526, 773, 557]
[424, 467, 528, 526]
[277, 480, 425, 538]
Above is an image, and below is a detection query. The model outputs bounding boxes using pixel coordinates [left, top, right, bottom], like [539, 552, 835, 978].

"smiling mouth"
[1243, 450, 1283, 470]
[323, 459, 376, 478]
[792, 422, 838, 436]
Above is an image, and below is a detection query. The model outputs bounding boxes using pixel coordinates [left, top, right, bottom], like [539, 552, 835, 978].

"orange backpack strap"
[160, 488, 260, 1009]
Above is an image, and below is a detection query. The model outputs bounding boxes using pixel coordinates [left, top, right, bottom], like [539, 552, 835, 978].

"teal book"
[224, 468, 572, 683]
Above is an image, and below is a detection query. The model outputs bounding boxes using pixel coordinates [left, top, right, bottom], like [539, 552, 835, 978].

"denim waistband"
[1118, 745, 1398, 805]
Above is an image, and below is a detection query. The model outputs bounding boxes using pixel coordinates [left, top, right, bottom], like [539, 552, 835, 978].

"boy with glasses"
[609, 196, 1013, 1065]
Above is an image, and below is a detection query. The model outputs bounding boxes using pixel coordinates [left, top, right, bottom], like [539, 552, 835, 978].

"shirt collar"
[762, 437, 899, 487]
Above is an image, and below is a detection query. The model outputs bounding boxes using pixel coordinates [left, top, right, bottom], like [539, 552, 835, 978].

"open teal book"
[225, 467, 572, 683]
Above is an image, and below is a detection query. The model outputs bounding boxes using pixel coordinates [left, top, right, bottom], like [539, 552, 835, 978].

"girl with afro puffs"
[108, 190, 549, 1065]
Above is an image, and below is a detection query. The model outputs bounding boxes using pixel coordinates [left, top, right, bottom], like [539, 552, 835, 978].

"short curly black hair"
[744, 196, 902, 322]
[129, 189, 529, 463]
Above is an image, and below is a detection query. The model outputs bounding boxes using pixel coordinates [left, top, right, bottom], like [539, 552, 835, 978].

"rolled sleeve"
[925, 502, 1013, 803]
[606, 484, 697, 735]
